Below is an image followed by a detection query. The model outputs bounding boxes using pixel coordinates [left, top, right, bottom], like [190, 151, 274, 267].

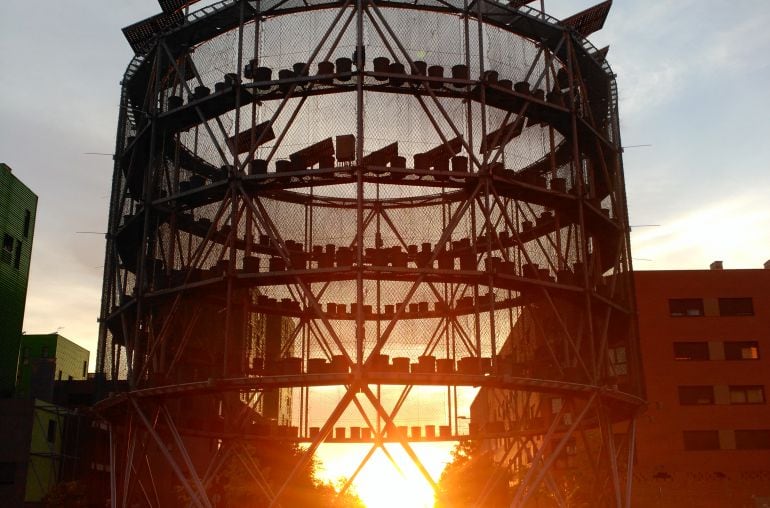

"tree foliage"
[435, 435, 600, 508]
[196, 441, 365, 508]
[43, 480, 89, 507]
[434, 440, 513, 507]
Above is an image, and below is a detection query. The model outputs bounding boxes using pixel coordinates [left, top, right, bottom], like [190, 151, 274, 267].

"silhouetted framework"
[96, 0, 643, 505]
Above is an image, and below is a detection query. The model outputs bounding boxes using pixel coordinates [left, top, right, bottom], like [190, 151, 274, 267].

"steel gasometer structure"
[96, 0, 643, 505]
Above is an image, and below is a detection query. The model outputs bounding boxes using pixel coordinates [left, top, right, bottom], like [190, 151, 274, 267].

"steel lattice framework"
[97, 0, 644, 506]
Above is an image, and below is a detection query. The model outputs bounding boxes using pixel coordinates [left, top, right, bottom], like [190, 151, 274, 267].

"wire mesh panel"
[98, 1, 642, 506]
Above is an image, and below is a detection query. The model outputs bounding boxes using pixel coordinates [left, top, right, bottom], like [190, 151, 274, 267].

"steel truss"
[97, 0, 643, 506]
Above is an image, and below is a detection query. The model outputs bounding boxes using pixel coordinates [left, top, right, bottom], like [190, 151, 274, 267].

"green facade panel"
[0, 163, 38, 397]
[25, 400, 66, 503]
[16, 334, 90, 400]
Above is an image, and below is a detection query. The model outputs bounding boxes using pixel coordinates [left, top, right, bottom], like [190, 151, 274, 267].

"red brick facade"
[633, 267, 770, 507]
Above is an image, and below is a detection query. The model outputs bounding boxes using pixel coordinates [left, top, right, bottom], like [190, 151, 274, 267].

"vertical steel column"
[223, 0, 247, 379]
[624, 417, 637, 508]
[130, 399, 210, 508]
[130, 48, 164, 387]
[355, 0, 365, 367]
[109, 423, 118, 508]
[565, 32, 598, 382]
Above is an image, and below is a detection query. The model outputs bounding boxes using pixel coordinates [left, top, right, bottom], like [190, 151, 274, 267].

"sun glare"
[315, 443, 454, 508]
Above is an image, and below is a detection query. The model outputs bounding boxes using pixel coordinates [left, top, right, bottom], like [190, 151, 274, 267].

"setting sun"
[315, 443, 454, 508]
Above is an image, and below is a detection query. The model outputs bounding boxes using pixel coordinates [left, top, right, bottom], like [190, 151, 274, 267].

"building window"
[13, 240, 21, 269]
[23, 210, 31, 238]
[718, 297, 754, 316]
[82, 361, 87, 378]
[669, 298, 704, 317]
[724, 341, 760, 360]
[46, 420, 57, 444]
[678, 386, 715, 405]
[609, 346, 628, 375]
[673, 341, 710, 361]
[729, 386, 765, 404]
[41, 346, 49, 358]
[1, 234, 12, 264]
[683, 430, 720, 450]
[735, 430, 770, 450]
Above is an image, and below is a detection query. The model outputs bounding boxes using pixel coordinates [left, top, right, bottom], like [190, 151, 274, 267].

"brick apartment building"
[632, 263, 770, 507]
[469, 262, 770, 506]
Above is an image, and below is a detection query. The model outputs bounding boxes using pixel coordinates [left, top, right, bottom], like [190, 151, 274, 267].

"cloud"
[3, 0, 770, 369]
[23, 279, 101, 365]
[631, 191, 770, 270]
[705, 11, 770, 71]
[616, 61, 686, 117]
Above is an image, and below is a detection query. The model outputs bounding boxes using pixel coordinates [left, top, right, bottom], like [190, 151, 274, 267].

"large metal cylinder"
[98, 1, 643, 505]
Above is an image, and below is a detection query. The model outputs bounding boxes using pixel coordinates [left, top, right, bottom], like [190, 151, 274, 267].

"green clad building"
[13, 333, 89, 504]
[0, 163, 37, 398]
[16, 333, 90, 401]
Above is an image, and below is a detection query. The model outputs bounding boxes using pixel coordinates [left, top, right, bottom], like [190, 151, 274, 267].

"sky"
[2, 0, 766, 362]
[1, 0, 769, 504]
[1, 0, 768, 368]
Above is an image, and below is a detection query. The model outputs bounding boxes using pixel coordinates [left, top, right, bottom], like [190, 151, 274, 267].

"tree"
[434, 440, 514, 507]
[177, 440, 365, 507]
[435, 438, 597, 507]
[42, 481, 89, 508]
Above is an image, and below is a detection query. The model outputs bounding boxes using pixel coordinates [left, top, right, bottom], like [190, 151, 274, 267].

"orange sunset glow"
[316, 443, 454, 508]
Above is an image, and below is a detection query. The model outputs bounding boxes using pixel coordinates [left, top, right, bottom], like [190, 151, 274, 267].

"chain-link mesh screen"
[100, 0, 636, 441]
